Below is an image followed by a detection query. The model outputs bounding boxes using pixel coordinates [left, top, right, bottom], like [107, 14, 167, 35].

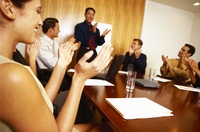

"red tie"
[88, 26, 95, 50]
[89, 36, 95, 50]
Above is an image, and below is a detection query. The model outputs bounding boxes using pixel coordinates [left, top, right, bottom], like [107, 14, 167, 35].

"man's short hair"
[85, 7, 96, 14]
[42, 18, 59, 33]
[185, 44, 195, 57]
[134, 38, 143, 46]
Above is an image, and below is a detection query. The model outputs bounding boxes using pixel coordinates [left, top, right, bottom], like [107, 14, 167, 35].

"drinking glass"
[149, 68, 156, 81]
[126, 72, 137, 92]
[127, 64, 133, 75]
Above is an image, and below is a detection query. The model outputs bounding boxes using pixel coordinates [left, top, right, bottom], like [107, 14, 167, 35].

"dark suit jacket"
[122, 52, 147, 74]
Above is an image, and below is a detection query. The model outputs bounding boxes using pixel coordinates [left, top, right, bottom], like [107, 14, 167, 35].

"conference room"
[11, 0, 200, 131]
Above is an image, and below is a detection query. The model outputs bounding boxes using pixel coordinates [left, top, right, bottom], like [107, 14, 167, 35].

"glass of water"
[149, 68, 156, 81]
[126, 71, 137, 92]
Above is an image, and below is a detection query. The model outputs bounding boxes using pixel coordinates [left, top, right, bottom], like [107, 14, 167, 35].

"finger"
[68, 37, 76, 43]
[26, 45, 31, 51]
[35, 37, 40, 45]
[72, 43, 80, 51]
[107, 29, 111, 33]
[65, 42, 73, 51]
[94, 23, 98, 27]
[93, 44, 113, 67]
[62, 42, 74, 56]
[78, 50, 94, 65]
[95, 44, 111, 60]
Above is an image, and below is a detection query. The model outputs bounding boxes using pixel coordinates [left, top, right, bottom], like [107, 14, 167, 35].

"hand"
[129, 44, 134, 55]
[181, 55, 190, 68]
[58, 41, 74, 67]
[67, 36, 76, 43]
[93, 23, 98, 33]
[65, 36, 81, 51]
[162, 55, 168, 63]
[72, 42, 81, 51]
[74, 44, 114, 81]
[135, 50, 142, 58]
[26, 37, 40, 60]
[188, 59, 199, 73]
[162, 55, 172, 68]
[101, 29, 111, 37]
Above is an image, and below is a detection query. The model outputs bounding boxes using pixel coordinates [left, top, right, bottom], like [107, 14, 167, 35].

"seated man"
[185, 59, 200, 88]
[122, 38, 147, 74]
[37, 18, 79, 91]
[160, 44, 196, 84]
[37, 18, 92, 123]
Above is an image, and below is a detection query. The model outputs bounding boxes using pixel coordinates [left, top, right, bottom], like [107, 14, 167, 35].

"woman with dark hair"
[0, 0, 113, 131]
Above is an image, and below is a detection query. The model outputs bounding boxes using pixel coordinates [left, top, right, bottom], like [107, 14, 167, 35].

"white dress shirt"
[37, 35, 59, 69]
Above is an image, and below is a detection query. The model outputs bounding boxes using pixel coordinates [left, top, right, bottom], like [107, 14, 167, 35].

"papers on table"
[105, 97, 173, 120]
[154, 77, 172, 82]
[174, 85, 200, 92]
[67, 69, 114, 86]
[85, 79, 114, 86]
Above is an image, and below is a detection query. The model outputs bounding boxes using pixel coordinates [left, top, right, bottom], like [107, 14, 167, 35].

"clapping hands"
[66, 36, 81, 51]
[188, 59, 199, 73]
[74, 44, 114, 81]
[26, 37, 40, 60]
[162, 55, 172, 68]
[92, 22, 111, 37]
[58, 41, 74, 67]
[101, 29, 111, 37]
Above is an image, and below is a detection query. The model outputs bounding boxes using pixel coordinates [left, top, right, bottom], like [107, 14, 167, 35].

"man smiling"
[75, 7, 110, 62]
[160, 44, 196, 84]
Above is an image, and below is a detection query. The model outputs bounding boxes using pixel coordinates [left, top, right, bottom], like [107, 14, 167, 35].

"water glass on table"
[149, 68, 156, 81]
[127, 64, 133, 74]
[126, 71, 137, 92]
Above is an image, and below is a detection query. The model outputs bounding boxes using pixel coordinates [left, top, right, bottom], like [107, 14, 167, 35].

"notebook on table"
[93, 54, 124, 80]
[135, 79, 160, 88]
[105, 98, 173, 120]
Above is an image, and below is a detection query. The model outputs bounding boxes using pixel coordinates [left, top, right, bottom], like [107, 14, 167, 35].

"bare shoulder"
[0, 63, 34, 90]
[0, 63, 57, 131]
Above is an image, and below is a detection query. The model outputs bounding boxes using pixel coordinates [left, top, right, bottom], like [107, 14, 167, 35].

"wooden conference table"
[83, 73, 200, 132]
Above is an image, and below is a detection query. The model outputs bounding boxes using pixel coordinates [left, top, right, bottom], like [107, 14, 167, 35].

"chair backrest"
[36, 61, 52, 86]
[12, 49, 28, 65]
[106, 54, 124, 80]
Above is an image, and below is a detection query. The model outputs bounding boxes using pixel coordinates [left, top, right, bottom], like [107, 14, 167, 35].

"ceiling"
[150, 0, 200, 13]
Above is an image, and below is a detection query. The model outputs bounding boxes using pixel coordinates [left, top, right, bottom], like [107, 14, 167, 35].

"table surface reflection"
[83, 74, 200, 132]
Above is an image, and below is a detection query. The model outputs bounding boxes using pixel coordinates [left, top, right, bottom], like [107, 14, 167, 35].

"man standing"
[74, 7, 110, 62]
[122, 38, 147, 74]
[160, 44, 196, 84]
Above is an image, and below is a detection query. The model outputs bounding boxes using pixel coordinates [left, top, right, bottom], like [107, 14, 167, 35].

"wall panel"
[40, 0, 145, 68]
